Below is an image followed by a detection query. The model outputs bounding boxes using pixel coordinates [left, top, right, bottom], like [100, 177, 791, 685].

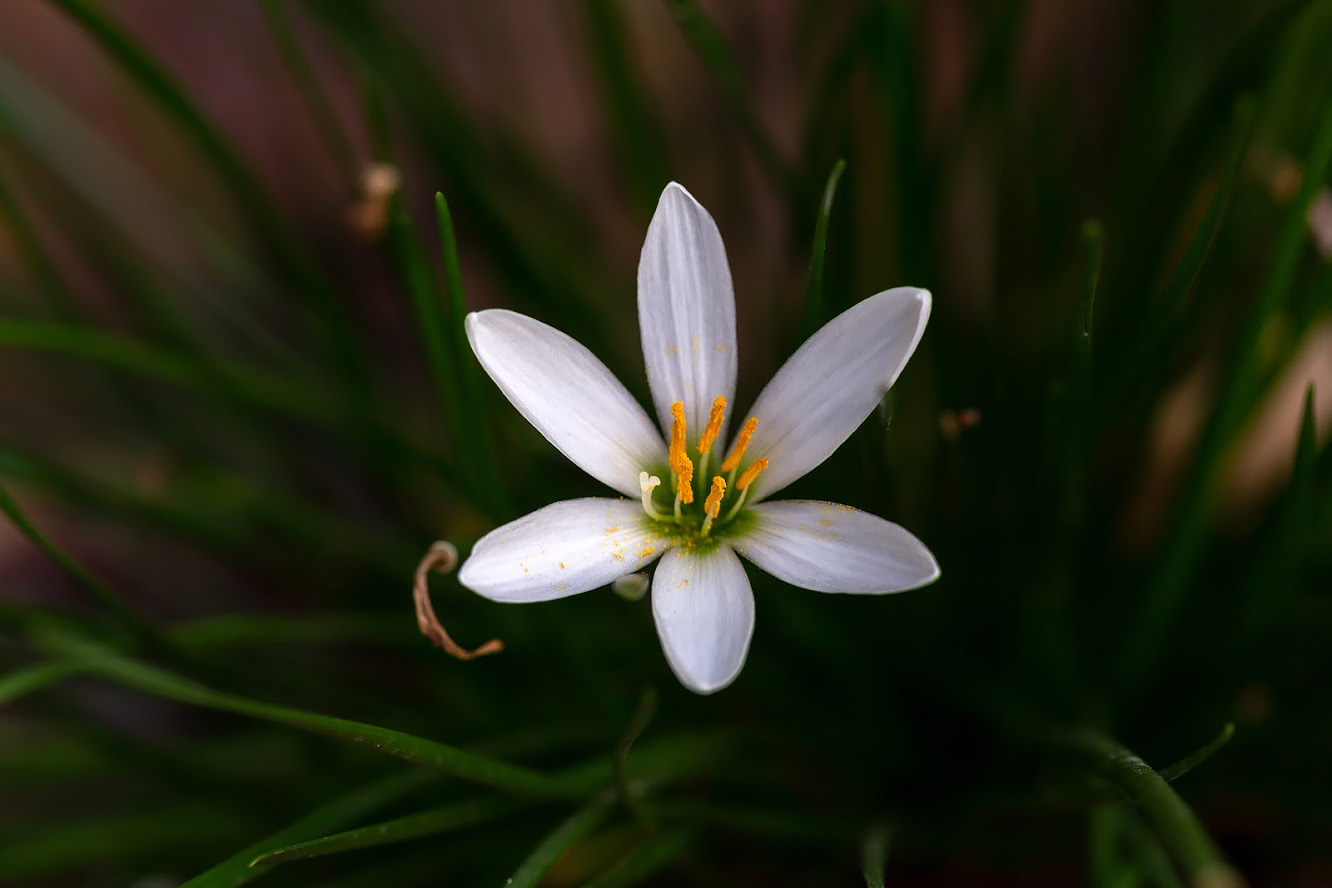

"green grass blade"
[582, 0, 670, 211]
[803, 158, 847, 337]
[303, 3, 614, 352]
[1239, 383, 1322, 628]
[1158, 723, 1235, 783]
[387, 202, 466, 450]
[1119, 809, 1186, 888]
[258, 0, 358, 183]
[249, 796, 527, 868]
[167, 614, 406, 650]
[663, 0, 795, 196]
[0, 52, 322, 369]
[0, 482, 153, 641]
[0, 319, 460, 499]
[861, 0, 929, 283]
[0, 662, 83, 706]
[39, 629, 604, 798]
[583, 829, 698, 888]
[435, 192, 508, 516]
[0, 444, 419, 579]
[1110, 97, 1258, 401]
[0, 805, 255, 883]
[0, 164, 75, 318]
[1081, 219, 1104, 365]
[1056, 730, 1240, 887]
[183, 770, 439, 887]
[860, 821, 893, 888]
[49, 0, 267, 227]
[507, 791, 616, 888]
[385, 197, 502, 513]
[0, 319, 337, 422]
[612, 688, 658, 826]
[49, 0, 370, 384]
[1123, 99, 1332, 690]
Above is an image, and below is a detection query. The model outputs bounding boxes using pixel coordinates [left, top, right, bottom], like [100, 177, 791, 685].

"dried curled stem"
[412, 541, 504, 660]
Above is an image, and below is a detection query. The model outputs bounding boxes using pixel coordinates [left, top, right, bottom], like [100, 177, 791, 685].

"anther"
[735, 458, 770, 492]
[700, 475, 726, 535]
[669, 402, 687, 467]
[697, 397, 727, 456]
[704, 476, 726, 517]
[668, 401, 695, 506]
[720, 417, 757, 472]
[676, 455, 694, 504]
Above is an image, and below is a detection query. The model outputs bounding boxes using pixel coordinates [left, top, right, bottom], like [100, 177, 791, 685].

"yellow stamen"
[736, 458, 770, 491]
[668, 401, 695, 504]
[720, 417, 757, 472]
[697, 397, 727, 456]
[700, 475, 726, 535]
[677, 455, 694, 504]
[704, 475, 726, 518]
[669, 401, 688, 475]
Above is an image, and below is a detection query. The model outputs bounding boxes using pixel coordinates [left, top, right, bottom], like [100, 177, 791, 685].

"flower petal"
[739, 287, 930, 501]
[459, 498, 669, 603]
[467, 309, 667, 497]
[651, 545, 754, 694]
[734, 500, 939, 594]
[638, 183, 738, 446]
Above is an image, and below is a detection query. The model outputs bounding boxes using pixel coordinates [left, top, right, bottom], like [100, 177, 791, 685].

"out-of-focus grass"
[0, 1, 1329, 885]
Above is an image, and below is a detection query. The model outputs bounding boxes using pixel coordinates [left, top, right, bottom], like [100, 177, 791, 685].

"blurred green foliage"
[0, 0, 1330, 884]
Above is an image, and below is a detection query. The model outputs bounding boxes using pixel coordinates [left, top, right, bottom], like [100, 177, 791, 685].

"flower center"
[638, 397, 769, 539]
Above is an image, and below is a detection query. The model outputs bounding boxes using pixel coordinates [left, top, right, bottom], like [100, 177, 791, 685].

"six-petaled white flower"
[458, 183, 939, 694]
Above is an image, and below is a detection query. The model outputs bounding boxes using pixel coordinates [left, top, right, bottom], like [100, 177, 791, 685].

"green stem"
[613, 689, 659, 827]
[1058, 730, 1244, 888]
[805, 158, 848, 337]
[860, 821, 893, 888]
[0, 482, 155, 646]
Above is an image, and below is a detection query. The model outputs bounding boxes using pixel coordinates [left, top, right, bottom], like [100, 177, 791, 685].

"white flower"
[458, 183, 939, 694]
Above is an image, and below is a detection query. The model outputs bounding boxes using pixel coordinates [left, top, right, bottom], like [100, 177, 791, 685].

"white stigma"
[639, 471, 666, 520]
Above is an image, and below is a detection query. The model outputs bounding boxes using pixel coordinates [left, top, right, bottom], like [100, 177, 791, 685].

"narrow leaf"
[804, 158, 848, 337]
[507, 791, 615, 888]
[861, 821, 893, 888]
[183, 770, 439, 888]
[583, 829, 698, 888]
[0, 662, 82, 706]
[1054, 730, 1242, 887]
[1159, 723, 1236, 784]
[435, 192, 508, 515]
[0, 482, 152, 642]
[249, 796, 526, 867]
[40, 630, 605, 798]
[1125, 99, 1332, 689]
[663, 0, 794, 195]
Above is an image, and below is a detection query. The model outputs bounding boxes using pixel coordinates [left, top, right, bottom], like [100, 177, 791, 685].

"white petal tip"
[680, 676, 735, 695]
[660, 181, 700, 205]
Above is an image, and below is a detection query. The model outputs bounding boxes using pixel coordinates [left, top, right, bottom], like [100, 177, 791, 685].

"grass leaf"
[39, 629, 607, 798]
[249, 795, 526, 868]
[506, 791, 615, 888]
[183, 770, 440, 888]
